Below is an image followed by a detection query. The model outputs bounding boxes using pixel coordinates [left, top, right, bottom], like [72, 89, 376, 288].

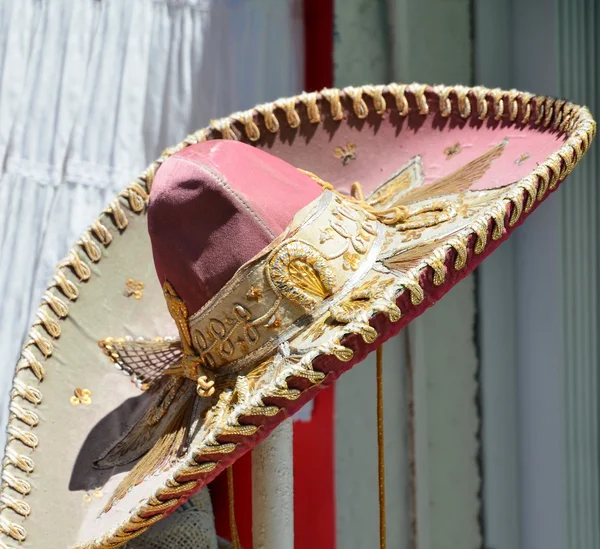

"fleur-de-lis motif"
[334, 142, 357, 166]
[444, 142, 462, 159]
[124, 278, 144, 299]
[70, 388, 92, 406]
[319, 227, 335, 243]
[245, 286, 263, 301]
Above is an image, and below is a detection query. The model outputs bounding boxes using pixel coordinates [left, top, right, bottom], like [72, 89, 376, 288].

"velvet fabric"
[149, 141, 322, 314]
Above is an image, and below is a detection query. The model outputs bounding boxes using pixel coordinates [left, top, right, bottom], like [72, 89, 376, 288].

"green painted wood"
[557, 1, 600, 548]
[334, 3, 409, 548]
[334, 1, 481, 548]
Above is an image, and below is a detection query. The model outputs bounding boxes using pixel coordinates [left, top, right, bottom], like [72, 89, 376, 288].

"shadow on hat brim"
[1, 84, 594, 549]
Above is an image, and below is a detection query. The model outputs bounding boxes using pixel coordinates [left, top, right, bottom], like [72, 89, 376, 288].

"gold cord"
[227, 467, 241, 549]
[376, 346, 387, 549]
[298, 169, 410, 225]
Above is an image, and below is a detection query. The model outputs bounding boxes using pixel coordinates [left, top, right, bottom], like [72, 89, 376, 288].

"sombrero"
[0, 83, 594, 549]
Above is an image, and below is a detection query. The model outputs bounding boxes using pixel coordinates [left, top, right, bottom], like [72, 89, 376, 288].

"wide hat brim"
[1, 83, 594, 549]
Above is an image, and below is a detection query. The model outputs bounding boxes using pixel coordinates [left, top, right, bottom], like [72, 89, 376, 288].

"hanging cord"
[404, 329, 418, 549]
[227, 467, 241, 549]
[376, 346, 387, 549]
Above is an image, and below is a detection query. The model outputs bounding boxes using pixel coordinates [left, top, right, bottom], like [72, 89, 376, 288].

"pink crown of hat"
[148, 141, 322, 314]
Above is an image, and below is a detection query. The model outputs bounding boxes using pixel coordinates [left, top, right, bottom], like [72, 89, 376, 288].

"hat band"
[187, 191, 387, 376]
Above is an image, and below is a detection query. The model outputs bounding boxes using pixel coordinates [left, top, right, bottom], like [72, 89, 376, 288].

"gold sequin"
[124, 279, 144, 300]
[515, 152, 531, 165]
[83, 488, 103, 504]
[444, 142, 462, 159]
[245, 286, 263, 302]
[334, 142, 357, 165]
[71, 388, 92, 406]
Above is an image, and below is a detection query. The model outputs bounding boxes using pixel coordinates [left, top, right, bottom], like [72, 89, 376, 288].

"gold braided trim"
[9, 403, 38, 428]
[3, 448, 34, 474]
[34, 308, 61, 338]
[1, 471, 31, 496]
[0, 517, 26, 544]
[11, 380, 42, 406]
[2, 84, 594, 549]
[0, 493, 31, 518]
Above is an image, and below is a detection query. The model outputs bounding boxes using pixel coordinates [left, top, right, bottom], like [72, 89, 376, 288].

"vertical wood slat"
[557, 1, 600, 548]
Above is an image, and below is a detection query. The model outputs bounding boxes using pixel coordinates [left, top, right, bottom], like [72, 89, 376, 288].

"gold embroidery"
[400, 139, 507, 203]
[124, 278, 144, 299]
[265, 315, 282, 329]
[330, 278, 400, 327]
[342, 252, 361, 271]
[245, 286, 263, 302]
[334, 142, 357, 165]
[515, 152, 530, 165]
[305, 315, 331, 342]
[70, 388, 92, 406]
[163, 282, 215, 397]
[456, 203, 476, 218]
[191, 303, 260, 369]
[319, 227, 335, 243]
[401, 230, 423, 243]
[147, 377, 185, 425]
[83, 488, 103, 503]
[368, 171, 412, 207]
[267, 241, 335, 309]
[444, 142, 462, 159]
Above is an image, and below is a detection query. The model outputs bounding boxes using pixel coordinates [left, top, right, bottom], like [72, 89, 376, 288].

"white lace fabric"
[0, 0, 302, 458]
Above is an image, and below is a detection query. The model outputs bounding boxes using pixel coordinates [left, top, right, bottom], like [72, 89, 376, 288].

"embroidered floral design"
[342, 252, 361, 271]
[456, 203, 476, 218]
[455, 193, 477, 218]
[83, 489, 103, 504]
[334, 142, 357, 165]
[70, 388, 92, 406]
[245, 286, 263, 301]
[401, 230, 422, 243]
[124, 278, 144, 299]
[319, 227, 335, 243]
[444, 142, 462, 159]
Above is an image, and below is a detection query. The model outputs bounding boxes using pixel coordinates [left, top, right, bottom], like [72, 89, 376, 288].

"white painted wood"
[252, 420, 294, 549]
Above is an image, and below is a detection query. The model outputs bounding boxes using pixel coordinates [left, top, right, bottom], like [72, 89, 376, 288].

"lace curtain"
[0, 0, 303, 465]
